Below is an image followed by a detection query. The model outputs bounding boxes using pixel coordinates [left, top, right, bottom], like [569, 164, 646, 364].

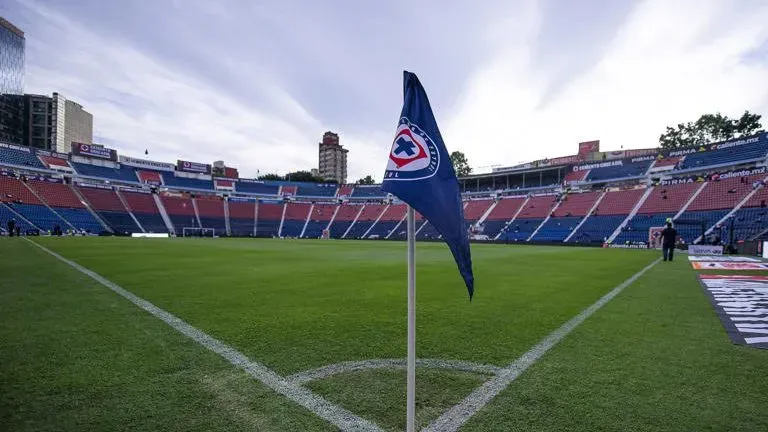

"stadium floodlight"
[181, 227, 216, 238]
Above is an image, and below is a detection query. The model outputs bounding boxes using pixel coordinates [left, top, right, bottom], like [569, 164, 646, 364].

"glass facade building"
[0, 17, 25, 145]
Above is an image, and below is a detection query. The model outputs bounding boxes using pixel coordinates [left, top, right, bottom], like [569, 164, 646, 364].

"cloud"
[7, 0, 768, 182]
[444, 0, 768, 171]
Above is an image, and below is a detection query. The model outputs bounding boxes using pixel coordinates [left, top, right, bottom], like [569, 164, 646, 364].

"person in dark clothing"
[15, 226, 20, 237]
[7, 219, 16, 237]
[661, 222, 678, 262]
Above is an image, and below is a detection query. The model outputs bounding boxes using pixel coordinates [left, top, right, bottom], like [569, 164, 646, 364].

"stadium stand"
[122, 191, 168, 233]
[137, 170, 163, 185]
[564, 170, 588, 183]
[228, 200, 256, 236]
[39, 156, 72, 170]
[281, 202, 311, 237]
[328, 204, 362, 238]
[0, 175, 43, 205]
[78, 186, 141, 234]
[679, 140, 768, 170]
[296, 183, 337, 197]
[337, 185, 354, 197]
[71, 162, 139, 183]
[351, 185, 385, 197]
[302, 204, 336, 238]
[0, 144, 46, 169]
[464, 199, 494, 223]
[345, 204, 386, 238]
[236, 180, 280, 195]
[367, 204, 406, 238]
[0, 203, 35, 231]
[586, 159, 653, 181]
[163, 175, 213, 191]
[480, 197, 526, 239]
[195, 195, 227, 234]
[160, 194, 199, 232]
[534, 191, 602, 241]
[571, 188, 646, 243]
[2, 202, 69, 232]
[27, 180, 104, 233]
[256, 202, 284, 237]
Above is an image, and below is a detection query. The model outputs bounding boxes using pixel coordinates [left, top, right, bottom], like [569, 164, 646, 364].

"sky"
[2, 0, 767, 180]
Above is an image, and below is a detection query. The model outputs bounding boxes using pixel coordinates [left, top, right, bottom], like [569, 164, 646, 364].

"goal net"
[182, 227, 216, 238]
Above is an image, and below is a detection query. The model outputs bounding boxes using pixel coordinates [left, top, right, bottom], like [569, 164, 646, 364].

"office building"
[19, 92, 93, 151]
[318, 131, 348, 184]
[0, 17, 25, 145]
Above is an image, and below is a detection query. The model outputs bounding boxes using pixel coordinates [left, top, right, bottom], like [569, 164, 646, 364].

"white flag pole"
[406, 205, 416, 432]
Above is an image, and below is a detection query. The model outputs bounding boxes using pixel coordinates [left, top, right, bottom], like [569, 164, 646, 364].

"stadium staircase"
[299, 203, 314, 238]
[607, 187, 653, 243]
[115, 190, 146, 233]
[21, 181, 77, 232]
[191, 197, 203, 228]
[697, 176, 768, 243]
[223, 199, 232, 236]
[564, 191, 606, 242]
[153, 194, 176, 234]
[493, 197, 529, 240]
[277, 202, 288, 237]
[385, 210, 408, 239]
[341, 205, 366, 238]
[69, 184, 114, 233]
[527, 198, 562, 241]
[673, 182, 708, 219]
[0, 201, 40, 231]
[326, 204, 340, 232]
[362, 204, 390, 238]
[474, 200, 498, 227]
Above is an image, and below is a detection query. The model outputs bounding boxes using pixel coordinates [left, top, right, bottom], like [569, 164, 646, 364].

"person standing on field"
[661, 222, 678, 262]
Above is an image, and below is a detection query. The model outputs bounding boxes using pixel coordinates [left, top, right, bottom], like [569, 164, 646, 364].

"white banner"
[688, 245, 723, 255]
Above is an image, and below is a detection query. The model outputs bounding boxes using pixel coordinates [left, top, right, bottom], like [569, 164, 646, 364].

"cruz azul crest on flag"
[384, 117, 440, 180]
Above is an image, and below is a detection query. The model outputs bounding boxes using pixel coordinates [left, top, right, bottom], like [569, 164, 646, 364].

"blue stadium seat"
[366, 221, 400, 238]
[345, 221, 374, 239]
[416, 221, 440, 240]
[724, 207, 768, 243]
[256, 219, 281, 237]
[296, 183, 337, 197]
[586, 160, 653, 181]
[0, 203, 36, 232]
[499, 218, 544, 241]
[199, 216, 226, 233]
[675, 209, 730, 243]
[230, 218, 255, 236]
[134, 213, 169, 233]
[680, 139, 768, 170]
[532, 216, 582, 241]
[570, 215, 627, 244]
[0, 145, 45, 169]
[5, 203, 69, 232]
[302, 220, 328, 238]
[71, 163, 139, 183]
[615, 213, 675, 243]
[99, 211, 141, 234]
[328, 220, 352, 238]
[163, 176, 214, 191]
[351, 186, 385, 197]
[280, 220, 305, 237]
[55, 208, 104, 233]
[236, 181, 280, 195]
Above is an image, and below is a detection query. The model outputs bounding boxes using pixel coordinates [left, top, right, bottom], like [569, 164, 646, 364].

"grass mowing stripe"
[24, 238, 384, 432]
[424, 257, 662, 432]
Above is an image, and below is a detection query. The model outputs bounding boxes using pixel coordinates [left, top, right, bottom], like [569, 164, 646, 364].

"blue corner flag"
[381, 71, 475, 299]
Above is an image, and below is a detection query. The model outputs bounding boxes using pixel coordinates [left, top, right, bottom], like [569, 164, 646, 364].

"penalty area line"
[423, 257, 662, 432]
[24, 238, 384, 432]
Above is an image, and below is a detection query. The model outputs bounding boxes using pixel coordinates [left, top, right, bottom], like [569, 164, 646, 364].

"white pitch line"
[423, 257, 661, 432]
[288, 358, 501, 385]
[25, 239, 384, 432]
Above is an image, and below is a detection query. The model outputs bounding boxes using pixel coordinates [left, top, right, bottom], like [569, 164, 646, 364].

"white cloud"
[445, 0, 768, 172]
[16, 0, 768, 182]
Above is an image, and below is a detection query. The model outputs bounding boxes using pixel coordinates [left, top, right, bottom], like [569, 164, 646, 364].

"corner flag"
[382, 71, 475, 298]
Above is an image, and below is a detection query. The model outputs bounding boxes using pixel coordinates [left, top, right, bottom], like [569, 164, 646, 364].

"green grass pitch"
[1, 237, 767, 431]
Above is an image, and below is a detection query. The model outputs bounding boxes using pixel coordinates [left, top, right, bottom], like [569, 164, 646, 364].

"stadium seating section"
[4, 133, 768, 245]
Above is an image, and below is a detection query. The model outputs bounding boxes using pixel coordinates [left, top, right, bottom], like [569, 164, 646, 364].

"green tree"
[450, 151, 472, 177]
[659, 111, 764, 150]
[258, 173, 283, 181]
[284, 170, 325, 183]
[355, 175, 376, 185]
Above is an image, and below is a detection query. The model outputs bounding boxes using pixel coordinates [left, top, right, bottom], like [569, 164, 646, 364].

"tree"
[659, 111, 764, 150]
[284, 170, 325, 183]
[355, 175, 376, 185]
[258, 173, 283, 181]
[450, 151, 472, 177]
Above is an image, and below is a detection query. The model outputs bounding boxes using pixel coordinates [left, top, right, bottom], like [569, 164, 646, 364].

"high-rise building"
[0, 17, 26, 145]
[318, 131, 348, 184]
[19, 92, 93, 151]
